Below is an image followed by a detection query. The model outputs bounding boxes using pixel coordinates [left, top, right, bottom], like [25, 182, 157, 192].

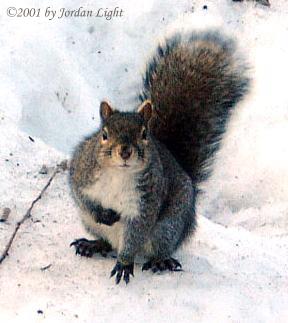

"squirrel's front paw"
[110, 261, 134, 284]
[99, 209, 120, 226]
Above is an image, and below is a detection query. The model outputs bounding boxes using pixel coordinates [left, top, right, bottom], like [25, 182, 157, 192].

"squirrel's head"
[96, 100, 153, 171]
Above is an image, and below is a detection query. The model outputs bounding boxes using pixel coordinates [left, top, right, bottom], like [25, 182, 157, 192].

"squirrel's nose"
[120, 145, 132, 161]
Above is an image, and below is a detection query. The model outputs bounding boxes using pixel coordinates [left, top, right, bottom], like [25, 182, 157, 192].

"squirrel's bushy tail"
[140, 31, 250, 185]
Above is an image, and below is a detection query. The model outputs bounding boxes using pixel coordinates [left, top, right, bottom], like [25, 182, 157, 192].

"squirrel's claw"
[142, 257, 182, 273]
[110, 261, 134, 284]
[70, 238, 112, 257]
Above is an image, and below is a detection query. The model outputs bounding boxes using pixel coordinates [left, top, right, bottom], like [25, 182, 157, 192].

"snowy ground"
[0, 0, 288, 322]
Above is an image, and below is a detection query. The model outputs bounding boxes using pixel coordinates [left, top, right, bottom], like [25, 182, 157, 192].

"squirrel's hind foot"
[142, 257, 182, 273]
[70, 238, 112, 257]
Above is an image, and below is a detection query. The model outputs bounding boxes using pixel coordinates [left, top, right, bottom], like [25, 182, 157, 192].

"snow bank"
[0, 0, 288, 322]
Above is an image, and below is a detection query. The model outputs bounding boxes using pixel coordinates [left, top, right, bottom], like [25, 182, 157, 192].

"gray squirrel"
[69, 30, 250, 284]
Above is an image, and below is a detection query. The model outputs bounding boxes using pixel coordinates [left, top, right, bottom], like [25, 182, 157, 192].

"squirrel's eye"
[141, 128, 147, 140]
[102, 130, 108, 141]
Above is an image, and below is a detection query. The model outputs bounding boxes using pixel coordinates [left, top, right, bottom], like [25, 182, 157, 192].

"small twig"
[40, 264, 52, 271]
[0, 162, 67, 265]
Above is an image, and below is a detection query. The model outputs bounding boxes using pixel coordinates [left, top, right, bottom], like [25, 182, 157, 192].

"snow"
[0, 0, 288, 322]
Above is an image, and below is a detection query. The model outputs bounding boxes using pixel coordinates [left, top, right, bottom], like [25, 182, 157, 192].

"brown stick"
[0, 162, 67, 265]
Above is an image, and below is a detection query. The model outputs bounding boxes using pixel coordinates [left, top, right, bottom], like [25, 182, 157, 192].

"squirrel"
[69, 30, 250, 284]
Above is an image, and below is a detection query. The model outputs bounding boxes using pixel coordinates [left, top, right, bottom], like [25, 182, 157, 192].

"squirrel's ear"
[100, 101, 114, 122]
[138, 100, 153, 124]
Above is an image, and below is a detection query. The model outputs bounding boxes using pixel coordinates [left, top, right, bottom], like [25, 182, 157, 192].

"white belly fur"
[81, 211, 154, 255]
[81, 210, 124, 251]
[80, 168, 141, 251]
